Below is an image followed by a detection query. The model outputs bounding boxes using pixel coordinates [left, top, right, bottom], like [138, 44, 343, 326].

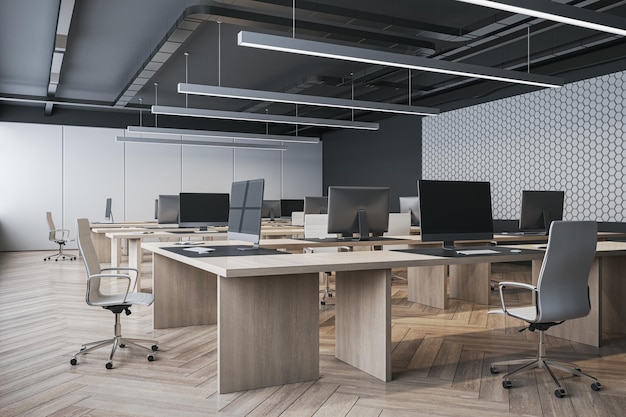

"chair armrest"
[498, 281, 537, 315]
[100, 267, 139, 291]
[53, 228, 71, 241]
[87, 273, 132, 302]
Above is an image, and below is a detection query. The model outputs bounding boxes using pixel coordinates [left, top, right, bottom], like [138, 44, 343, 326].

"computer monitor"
[327, 186, 390, 240]
[417, 180, 493, 252]
[261, 200, 281, 221]
[228, 178, 265, 248]
[519, 190, 564, 234]
[399, 196, 420, 226]
[104, 198, 113, 222]
[157, 194, 179, 224]
[280, 199, 304, 218]
[304, 196, 328, 214]
[178, 192, 230, 230]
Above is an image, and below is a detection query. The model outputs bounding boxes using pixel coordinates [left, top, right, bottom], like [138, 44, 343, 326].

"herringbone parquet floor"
[2, 250, 626, 416]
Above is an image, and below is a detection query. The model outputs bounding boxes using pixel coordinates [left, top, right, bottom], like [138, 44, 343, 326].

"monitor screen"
[261, 200, 281, 220]
[178, 192, 230, 229]
[280, 199, 304, 218]
[228, 179, 265, 247]
[417, 180, 493, 249]
[327, 186, 390, 239]
[104, 198, 113, 222]
[399, 196, 420, 226]
[157, 194, 179, 224]
[519, 190, 564, 233]
[304, 196, 328, 214]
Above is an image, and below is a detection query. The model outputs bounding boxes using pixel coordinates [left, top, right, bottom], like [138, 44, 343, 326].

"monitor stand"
[357, 209, 370, 241]
[442, 241, 456, 255]
[542, 209, 552, 234]
[237, 243, 260, 251]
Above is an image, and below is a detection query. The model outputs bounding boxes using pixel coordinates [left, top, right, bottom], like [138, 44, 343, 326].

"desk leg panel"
[218, 273, 319, 394]
[601, 255, 626, 335]
[544, 258, 601, 347]
[449, 263, 491, 305]
[152, 254, 217, 329]
[128, 239, 143, 292]
[407, 266, 448, 309]
[335, 269, 391, 382]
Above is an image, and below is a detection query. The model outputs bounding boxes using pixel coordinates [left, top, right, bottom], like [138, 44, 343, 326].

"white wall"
[0, 122, 323, 251]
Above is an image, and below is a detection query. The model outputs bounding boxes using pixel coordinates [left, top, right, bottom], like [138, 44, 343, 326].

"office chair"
[70, 218, 158, 369]
[304, 214, 347, 305]
[489, 221, 601, 398]
[384, 213, 411, 281]
[44, 211, 76, 261]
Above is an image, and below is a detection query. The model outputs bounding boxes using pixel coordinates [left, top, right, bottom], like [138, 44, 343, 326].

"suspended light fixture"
[177, 83, 440, 116]
[126, 126, 319, 144]
[454, 0, 626, 37]
[151, 105, 380, 130]
[237, 31, 564, 88]
[116, 136, 288, 151]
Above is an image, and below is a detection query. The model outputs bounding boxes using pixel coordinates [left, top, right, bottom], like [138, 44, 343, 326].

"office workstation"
[3, 1, 626, 416]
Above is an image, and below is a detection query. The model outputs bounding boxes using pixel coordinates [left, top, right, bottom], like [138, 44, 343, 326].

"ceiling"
[2, 0, 626, 135]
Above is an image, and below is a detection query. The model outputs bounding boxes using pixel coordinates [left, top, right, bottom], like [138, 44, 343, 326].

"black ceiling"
[2, 0, 626, 135]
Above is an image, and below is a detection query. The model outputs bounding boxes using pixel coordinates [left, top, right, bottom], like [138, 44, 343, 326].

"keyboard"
[456, 249, 500, 255]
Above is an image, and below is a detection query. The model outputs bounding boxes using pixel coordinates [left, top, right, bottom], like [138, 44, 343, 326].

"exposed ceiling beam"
[45, 0, 76, 116]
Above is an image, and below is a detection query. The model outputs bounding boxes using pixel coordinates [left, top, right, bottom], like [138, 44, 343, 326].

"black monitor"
[519, 190, 564, 234]
[261, 200, 281, 221]
[417, 180, 493, 252]
[104, 198, 113, 223]
[178, 192, 230, 230]
[399, 196, 420, 226]
[228, 178, 265, 248]
[157, 194, 180, 224]
[280, 199, 304, 218]
[304, 196, 328, 214]
[327, 186, 390, 240]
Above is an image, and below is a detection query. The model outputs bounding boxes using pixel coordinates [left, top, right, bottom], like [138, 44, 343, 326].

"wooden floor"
[2, 251, 626, 417]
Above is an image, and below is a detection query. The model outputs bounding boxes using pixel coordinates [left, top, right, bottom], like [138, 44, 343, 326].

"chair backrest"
[304, 214, 336, 239]
[384, 213, 411, 250]
[535, 221, 597, 323]
[76, 218, 104, 303]
[46, 211, 56, 240]
[291, 211, 305, 226]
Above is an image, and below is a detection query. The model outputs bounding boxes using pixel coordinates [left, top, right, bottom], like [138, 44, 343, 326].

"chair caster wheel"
[147, 354, 155, 362]
[151, 345, 159, 351]
[502, 380, 512, 389]
[119, 343, 126, 348]
[490, 366, 499, 374]
[591, 382, 602, 391]
[555, 388, 566, 398]
[328, 293, 333, 298]
[70, 358, 77, 365]
[320, 301, 325, 305]
[105, 362, 113, 369]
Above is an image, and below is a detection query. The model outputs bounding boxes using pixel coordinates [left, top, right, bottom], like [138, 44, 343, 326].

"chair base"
[44, 244, 76, 261]
[491, 331, 601, 397]
[70, 311, 158, 369]
[320, 271, 335, 306]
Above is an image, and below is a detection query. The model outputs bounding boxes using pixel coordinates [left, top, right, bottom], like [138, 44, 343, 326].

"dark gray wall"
[322, 115, 422, 212]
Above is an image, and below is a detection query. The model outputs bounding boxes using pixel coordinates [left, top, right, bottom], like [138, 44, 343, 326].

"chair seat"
[89, 292, 154, 307]
[503, 306, 537, 322]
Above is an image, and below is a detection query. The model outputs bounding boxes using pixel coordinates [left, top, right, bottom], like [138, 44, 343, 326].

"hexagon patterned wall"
[423, 71, 626, 222]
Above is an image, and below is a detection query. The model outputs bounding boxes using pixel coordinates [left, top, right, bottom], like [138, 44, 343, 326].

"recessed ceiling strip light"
[237, 31, 564, 88]
[126, 126, 319, 144]
[454, 0, 626, 37]
[151, 105, 380, 130]
[116, 136, 287, 151]
[177, 83, 440, 116]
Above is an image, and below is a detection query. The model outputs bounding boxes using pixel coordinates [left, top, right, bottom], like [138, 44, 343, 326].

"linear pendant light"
[151, 105, 380, 130]
[237, 31, 564, 88]
[454, 0, 626, 37]
[177, 83, 440, 116]
[116, 136, 287, 151]
[126, 126, 320, 144]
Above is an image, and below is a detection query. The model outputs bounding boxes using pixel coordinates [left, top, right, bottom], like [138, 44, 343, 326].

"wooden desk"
[142, 242, 554, 393]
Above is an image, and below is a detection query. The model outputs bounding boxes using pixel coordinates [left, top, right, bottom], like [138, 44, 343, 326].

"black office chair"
[70, 218, 158, 369]
[489, 221, 601, 398]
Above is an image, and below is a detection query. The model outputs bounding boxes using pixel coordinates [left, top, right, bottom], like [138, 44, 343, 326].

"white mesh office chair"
[489, 221, 601, 398]
[384, 213, 411, 280]
[304, 214, 345, 305]
[44, 211, 76, 261]
[70, 218, 158, 369]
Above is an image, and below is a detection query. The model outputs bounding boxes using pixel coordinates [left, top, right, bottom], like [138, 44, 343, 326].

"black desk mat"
[392, 246, 544, 258]
[295, 236, 408, 243]
[163, 245, 289, 258]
